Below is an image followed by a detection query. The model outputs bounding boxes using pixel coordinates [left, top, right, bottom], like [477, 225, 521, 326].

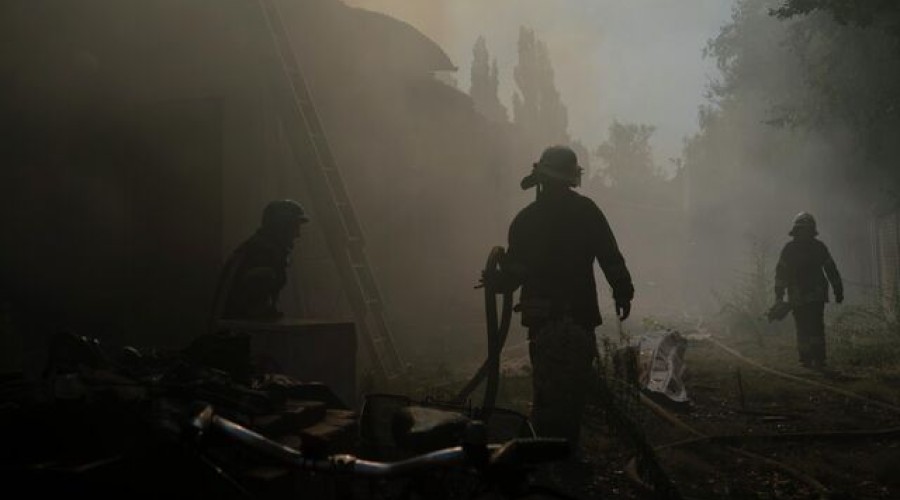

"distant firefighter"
[212, 200, 310, 323]
[484, 145, 634, 445]
[774, 212, 843, 369]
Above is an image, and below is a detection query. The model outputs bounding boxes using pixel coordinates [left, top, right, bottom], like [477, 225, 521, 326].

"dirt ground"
[644, 330, 900, 500]
[425, 320, 900, 499]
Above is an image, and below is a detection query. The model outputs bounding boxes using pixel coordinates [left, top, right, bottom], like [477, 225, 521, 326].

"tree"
[512, 27, 569, 147]
[570, 140, 592, 180]
[679, 0, 900, 294]
[469, 36, 507, 123]
[772, 0, 900, 35]
[595, 120, 660, 191]
[770, 0, 900, 191]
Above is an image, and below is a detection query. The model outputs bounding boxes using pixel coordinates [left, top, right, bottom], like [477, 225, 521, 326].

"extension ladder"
[257, 0, 405, 381]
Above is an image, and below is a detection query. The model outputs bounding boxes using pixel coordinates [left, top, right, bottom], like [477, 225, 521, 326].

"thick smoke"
[344, 0, 734, 167]
[2, 0, 889, 372]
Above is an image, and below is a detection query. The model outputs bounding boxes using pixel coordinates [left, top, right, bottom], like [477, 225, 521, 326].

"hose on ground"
[637, 393, 830, 497]
[709, 338, 900, 415]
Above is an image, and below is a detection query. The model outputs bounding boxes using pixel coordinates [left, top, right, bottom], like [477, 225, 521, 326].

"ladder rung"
[261, 0, 404, 381]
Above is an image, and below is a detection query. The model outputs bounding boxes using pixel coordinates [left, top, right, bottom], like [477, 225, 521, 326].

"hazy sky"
[343, 0, 736, 168]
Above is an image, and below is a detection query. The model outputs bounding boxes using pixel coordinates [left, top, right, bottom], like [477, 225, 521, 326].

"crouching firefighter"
[482, 145, 634, 445]
[211, 200, 310, 324]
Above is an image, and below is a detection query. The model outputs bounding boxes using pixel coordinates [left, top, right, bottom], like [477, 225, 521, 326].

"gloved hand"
[767, 301, 792, 322]
[616, 300, 631, 321]
[478, 269, 518, 293]
[835, 292, 844, 304]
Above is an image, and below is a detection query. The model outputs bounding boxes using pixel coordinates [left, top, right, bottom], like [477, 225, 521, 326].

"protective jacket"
[212, 231, 292, 322]
[503, 189, 633, 328]
[775, 237, 843, 306]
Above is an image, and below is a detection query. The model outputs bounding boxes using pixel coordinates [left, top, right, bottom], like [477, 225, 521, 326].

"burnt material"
[1, 333, 358, 499]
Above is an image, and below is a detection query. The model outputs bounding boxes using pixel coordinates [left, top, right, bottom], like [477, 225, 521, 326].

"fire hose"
[629, 337, 900, 497]
[455, 247, 514, 421]
[633, 393, 830, 497]
[709, 338, 900, 414]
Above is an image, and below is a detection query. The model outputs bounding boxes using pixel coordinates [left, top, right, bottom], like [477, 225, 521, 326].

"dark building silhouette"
[0, 0, 531, 370]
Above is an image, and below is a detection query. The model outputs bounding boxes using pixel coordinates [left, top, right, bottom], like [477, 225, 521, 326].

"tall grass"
[713, 237, 785, 344]
[828, 292, 900, 370]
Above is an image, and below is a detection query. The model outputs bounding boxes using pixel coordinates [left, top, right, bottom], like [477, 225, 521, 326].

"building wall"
[1, 0, 534, 374]
[0, 0, 287, 352]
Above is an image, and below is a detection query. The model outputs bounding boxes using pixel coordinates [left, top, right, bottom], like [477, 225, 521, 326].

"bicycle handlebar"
[214, 413, 470, 477]
[194, 406, 569, 478]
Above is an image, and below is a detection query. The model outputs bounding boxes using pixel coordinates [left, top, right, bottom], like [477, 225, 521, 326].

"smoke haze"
[344, 0, 735, 166]
[2, 0, 893, 370]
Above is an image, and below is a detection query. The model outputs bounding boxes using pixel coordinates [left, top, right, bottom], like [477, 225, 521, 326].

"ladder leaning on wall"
[256, 0, 406, 382]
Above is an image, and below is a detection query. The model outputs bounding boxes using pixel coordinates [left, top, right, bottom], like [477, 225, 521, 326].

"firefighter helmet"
[521, 145, 583, 190]
[789, 212, 817, 236]
[262, 199, 310, 229]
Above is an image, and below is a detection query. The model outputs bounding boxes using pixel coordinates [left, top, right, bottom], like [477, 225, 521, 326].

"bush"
[713, 237, 785, 343]
[828, 297, 900, 369]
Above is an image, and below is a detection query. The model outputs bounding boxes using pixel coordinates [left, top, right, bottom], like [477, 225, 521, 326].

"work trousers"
[528, 319, 597, 445]
[792, 301, 826, 366]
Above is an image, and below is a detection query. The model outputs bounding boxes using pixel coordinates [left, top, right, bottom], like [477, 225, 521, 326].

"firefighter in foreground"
[774, 212, 843, 369]
[212, 199, 310, 323]
[484, 145, 634, 444]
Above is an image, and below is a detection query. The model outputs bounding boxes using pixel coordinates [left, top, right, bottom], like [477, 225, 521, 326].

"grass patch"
[828, 301, 900, 370]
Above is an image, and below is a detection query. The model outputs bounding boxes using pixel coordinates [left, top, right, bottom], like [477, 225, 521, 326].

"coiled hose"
[455, 247, 514, 421]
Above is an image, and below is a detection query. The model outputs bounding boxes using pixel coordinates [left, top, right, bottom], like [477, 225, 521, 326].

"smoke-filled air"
[3, 0, 900, 498]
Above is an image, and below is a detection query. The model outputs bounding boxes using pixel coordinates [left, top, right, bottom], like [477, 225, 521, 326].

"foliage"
[682, 0, 809, 199]
[512, 27, 569, 146]
[772, 0, 900, 35]
[778, 8, 900, 191]
[713, 237, 781, 343]
[594, 120, 662, 190]
[681, 0, 900, 302]
[827, 292, 900, 369]
[694, 0, 900, 171]
[569, 140, 593, 177]
[469, 36, 508, 123]
[695, 0, 900, 193]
